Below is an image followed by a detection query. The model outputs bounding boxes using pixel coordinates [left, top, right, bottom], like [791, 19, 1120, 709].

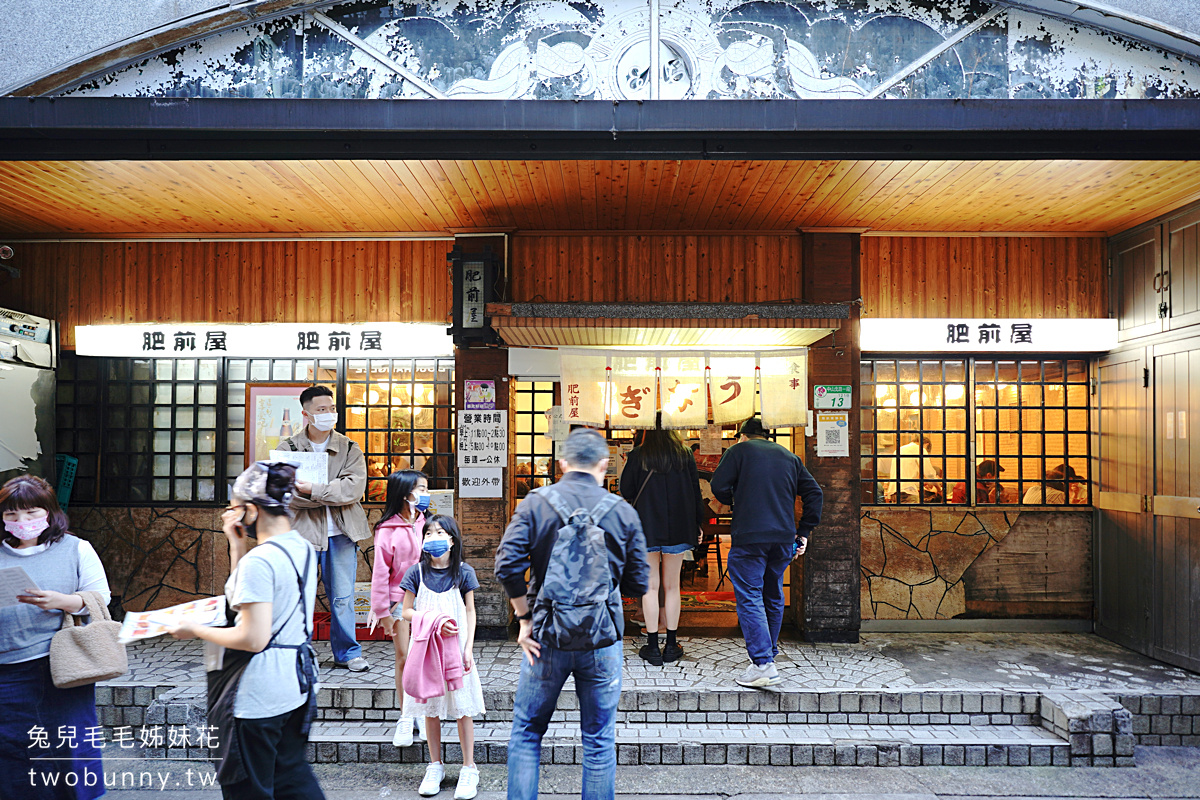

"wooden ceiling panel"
[2, 159, 1200, 237]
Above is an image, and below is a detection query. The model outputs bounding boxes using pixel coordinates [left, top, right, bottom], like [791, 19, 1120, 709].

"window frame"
[861, 354, 1092, 508]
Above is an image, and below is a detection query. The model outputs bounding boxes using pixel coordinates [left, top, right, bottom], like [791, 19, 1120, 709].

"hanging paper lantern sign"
[558, 349, 609, 427]
[659, 353, 707, 430]
[708, 352, 757, 425]
[759, 349, 808, 429]
[608, 354, 658, 429]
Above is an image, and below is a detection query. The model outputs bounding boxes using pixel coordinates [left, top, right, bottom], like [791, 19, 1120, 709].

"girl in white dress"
[399, 515, 485, 800]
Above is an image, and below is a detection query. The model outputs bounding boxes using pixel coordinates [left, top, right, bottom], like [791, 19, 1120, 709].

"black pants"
[222, 706, 324, 800]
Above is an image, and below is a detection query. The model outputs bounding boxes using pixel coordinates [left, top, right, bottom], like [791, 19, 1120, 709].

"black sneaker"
[638, 644, 663, 666]
[661, 643, 684, 663]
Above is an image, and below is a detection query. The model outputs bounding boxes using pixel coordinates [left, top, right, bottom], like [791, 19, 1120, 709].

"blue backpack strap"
[536, 486, 579, 525]
[587, 493, 622, 527]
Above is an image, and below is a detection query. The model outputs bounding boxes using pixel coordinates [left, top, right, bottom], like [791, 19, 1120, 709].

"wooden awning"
[486, 303, 844, 349]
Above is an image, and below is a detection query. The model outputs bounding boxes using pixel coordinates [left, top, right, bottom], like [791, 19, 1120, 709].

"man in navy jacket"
[710, 417, 823, 687]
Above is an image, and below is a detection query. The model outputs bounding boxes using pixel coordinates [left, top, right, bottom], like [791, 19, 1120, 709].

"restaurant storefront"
[3, 0, 1200, 663]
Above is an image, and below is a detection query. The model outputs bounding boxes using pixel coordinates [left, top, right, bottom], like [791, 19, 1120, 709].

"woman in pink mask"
[0, 475, 111, 799]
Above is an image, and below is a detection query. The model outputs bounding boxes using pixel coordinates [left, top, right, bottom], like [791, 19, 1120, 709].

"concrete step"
[306, 719, 1073, 767]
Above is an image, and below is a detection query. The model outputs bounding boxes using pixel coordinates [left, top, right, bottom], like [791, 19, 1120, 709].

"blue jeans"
[507, 641, 623, 800]
[727, 542, 792, 665]
[317, 532, 361, 663]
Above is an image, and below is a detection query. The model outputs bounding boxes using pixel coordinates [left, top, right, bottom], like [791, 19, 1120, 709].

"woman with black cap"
[168, 461, 323, 800]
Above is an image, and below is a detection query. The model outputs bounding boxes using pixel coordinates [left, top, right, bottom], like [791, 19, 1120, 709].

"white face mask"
[309, 412, 337, 432]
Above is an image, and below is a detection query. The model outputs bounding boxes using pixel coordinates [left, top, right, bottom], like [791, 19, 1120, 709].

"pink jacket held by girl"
[403, 610, 465, 702]
[370, 512, 425, 618]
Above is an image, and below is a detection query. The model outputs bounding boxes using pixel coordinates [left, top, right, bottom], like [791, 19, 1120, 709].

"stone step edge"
[301, 739, 1125, 768]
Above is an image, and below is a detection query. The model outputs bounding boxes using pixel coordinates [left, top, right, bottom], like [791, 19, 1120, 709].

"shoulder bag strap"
[588, 492, 622, 526]
[538, 486, 577, 524]
[261, 539, 312, 644]
[631, 469, 655, 507]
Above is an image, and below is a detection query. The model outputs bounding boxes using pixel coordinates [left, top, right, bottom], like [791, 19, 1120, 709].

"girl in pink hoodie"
[369, 469, 430, 748]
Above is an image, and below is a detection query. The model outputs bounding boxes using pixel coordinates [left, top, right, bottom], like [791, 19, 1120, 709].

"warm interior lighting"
[946, 385, 966, 402]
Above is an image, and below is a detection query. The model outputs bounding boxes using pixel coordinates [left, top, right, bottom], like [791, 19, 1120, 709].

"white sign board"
[458, 467, 503, 498]
[457, 410, 508, 467]
[544, 405, 569, 444]
[74, 322, 453, 358]
[815, 412, 849, 458]
[860, 318, 1118, 353]
[269, 450, 328, 485]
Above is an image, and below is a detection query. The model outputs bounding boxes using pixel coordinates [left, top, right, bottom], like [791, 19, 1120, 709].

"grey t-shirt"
[400, 562, 480, 598]
[226, 531, 319, 719]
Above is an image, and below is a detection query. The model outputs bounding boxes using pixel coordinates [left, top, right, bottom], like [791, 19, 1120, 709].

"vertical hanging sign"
[461, 260, 485, 329]
[558, 350, 609, 427]
[659, 354, 707, 430]
[708, 353, 757, 425]
[608, 354, 659, 429]
[759, 349, 808, 429]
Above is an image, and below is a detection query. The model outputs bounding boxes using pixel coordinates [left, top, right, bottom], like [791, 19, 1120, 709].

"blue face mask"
[412, 493, 431, 513]
[423, 539, 450, 557]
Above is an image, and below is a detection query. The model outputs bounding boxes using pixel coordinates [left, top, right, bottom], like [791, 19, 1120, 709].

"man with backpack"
[710, 416, 823, 688]
[495, 428, 648, 800]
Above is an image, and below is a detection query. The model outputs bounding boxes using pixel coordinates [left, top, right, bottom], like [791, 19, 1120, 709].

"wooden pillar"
[798, 231, 862, 643]
[452, 234, 511, 637]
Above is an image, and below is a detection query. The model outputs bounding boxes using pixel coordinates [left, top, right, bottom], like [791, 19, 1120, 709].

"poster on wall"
[465, 380, 496, 410]
[457, 410, 508, 467]
[816, 411, 849, 458]
[246, 383, 307, 465]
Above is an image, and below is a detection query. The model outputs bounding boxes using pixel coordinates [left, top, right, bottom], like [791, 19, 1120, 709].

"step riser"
[304, 740, 1113, 767]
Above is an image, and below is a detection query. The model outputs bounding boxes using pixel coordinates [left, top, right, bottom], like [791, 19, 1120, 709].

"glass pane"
[1020, 362, 1042, 382]
[153, 408, 172, 428]
[228, 407, 246, 427]
[946, 409, 967, 430]
[155, 385, 173, 404]
[154, 431, 172, 452]
[131, 385, 150, 405]
[197, 480, 215, 502]
[294, 361, 315, 381]
[1066, 360, 1087, 382]
[227, 431, 244, 452]
[228, 455, 247, 476]
[197, 431, 217, 453]
[876, 361, 897, 382]
[153, 479, 170, 501]
[1044, 361, 1065, 383]
[228, 360, 248, 381]
[198, 384, 218, 405]
[153, 455, 171, 477]
[1066, 386, 1088, 407]
[227, 383, 246, 404]
[199, 360, 219, 381]
[175, 455, 193, 475]
[1045, 409, 1066, 430]
[107, 383, 128, 405]
[368, 407, 389, 429]
[175, 431, 194, 452]
[176, 408, 194, 428]
[197, 407, 217, 428]
[176, 384, 195, 404]
[197, 455, 215, 477]
[997, 361, 1019, 382]
[249, 360, 270, 381]
[272, 361, 291, 380]
[898, 361, 919, 382]
[156, 361, 173, 381]
[176, 361, 195, 381]
[1020, 385, 1043, 406]
[106, 408, 127, 428]
[945, 361, 965, 382]
[108, 360, 128, 380]
[174, 480, 193, 501]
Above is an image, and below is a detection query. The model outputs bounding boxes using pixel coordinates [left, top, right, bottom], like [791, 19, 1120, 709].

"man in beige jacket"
[279, 385, 372, 671]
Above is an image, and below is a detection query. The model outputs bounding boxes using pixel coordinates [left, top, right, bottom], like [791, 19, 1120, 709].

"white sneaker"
[416, 715, 427, 742]
[454, 766, 479, 800]
[419, 762, 445, 796]
[734, 662, 781, 688]
[392, 717, 414, 748]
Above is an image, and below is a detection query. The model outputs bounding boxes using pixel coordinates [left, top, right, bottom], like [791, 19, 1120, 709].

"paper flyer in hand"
[118, 595, 227, 644]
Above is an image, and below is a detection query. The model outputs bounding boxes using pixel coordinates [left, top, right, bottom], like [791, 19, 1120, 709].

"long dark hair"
[376, 470, 427, 531]
[637, 428, 691, 473]
[0, 475, 70, 548]
[421, 514, 463, 584]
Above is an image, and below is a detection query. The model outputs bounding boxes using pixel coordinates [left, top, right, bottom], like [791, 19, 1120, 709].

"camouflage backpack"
[530, 486, 624, 651]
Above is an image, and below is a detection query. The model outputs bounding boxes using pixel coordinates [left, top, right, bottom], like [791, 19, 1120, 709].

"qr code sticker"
[824, 429, 840, 445]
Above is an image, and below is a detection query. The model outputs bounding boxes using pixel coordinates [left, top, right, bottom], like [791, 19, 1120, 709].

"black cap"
[738, 417, 769, 438]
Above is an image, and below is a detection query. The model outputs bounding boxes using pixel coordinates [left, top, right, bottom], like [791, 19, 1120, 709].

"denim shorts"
[646, 543, 694, 554]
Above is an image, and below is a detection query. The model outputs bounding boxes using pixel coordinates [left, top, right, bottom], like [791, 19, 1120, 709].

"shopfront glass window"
[974, 359, 1090, 505]
[513, 381, 556, 506]
[861, 358, 1089, 506]
[343, 358, 456, 500]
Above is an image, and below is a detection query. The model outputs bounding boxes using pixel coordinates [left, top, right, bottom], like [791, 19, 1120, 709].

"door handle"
[1154, 272, 1162, 293]
[1162, 270, 1170, 291]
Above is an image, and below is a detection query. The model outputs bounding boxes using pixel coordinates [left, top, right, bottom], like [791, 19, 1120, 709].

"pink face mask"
[4, 518, 49, 541]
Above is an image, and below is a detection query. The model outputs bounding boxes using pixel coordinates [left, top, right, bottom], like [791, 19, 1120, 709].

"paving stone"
[791, 744, 815, 766]
[1030, 745, 1052, 766]
[705, 744, 726, 765]
[770, 744, 791, 765]
[726, 744, 747, 764]
[900, 745, 923, 766]
[661, 744, 683, 765]
[856, 745, 877, 766]
[943, 744, 965, 766]
[683, 744, 704, 765]
[639, 744, 660, 765]
[921, 745, 942, 766]
[965, 745, 987, 766]
[834, 744, 856, 765]
[1162, 696, 1182, 715]
[814, 745, 836, 766]
[747, 744, 769, 765]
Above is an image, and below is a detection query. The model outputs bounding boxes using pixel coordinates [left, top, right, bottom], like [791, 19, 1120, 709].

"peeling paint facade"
[65, 0, 1200, 100]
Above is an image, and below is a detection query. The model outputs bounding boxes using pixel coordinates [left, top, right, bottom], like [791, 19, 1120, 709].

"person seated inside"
[895, 434, 942, 503]
[950, 459, 1006, 504]
[1022, 463, 1083, 504]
